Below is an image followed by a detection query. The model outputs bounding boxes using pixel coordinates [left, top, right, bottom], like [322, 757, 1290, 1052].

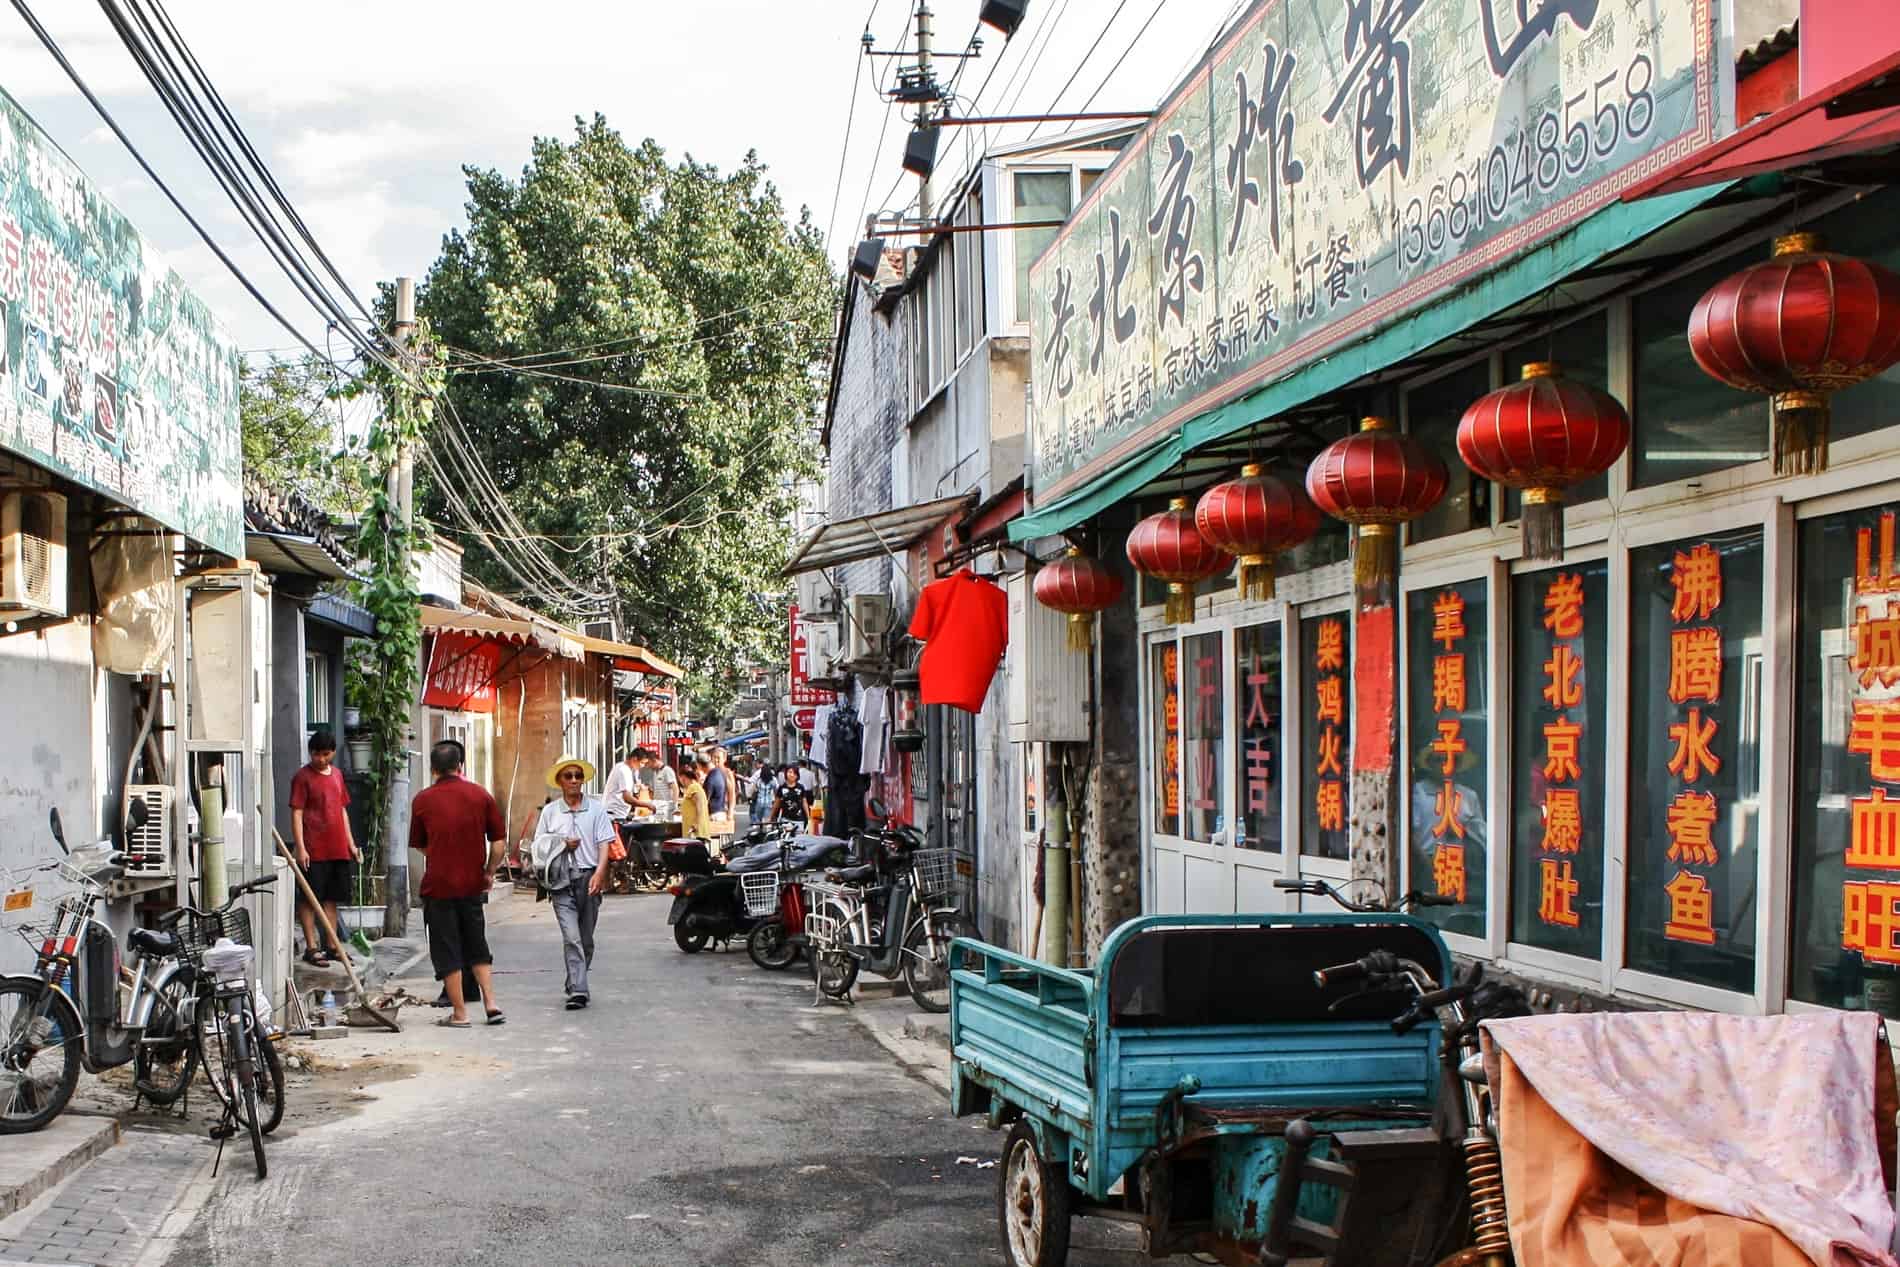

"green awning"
[1009, 183, 1728, 543]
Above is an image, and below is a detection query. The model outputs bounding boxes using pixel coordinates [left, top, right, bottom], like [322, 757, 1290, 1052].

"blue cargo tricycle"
[948, 896, 1509, 1267]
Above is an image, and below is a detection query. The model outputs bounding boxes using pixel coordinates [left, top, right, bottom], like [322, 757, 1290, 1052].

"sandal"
[301, 949, 330, 967]
[485, 1010, 506, 1025]
[435, 1016, 472, 1029]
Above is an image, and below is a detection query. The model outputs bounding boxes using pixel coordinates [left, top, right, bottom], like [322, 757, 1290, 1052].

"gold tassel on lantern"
[1521, 486, 1565, 561]
[1237, 554, 1276, 601]
[1066, 612, 1093, 651]
[1164, 584, 1195, 624]
[1354, 523, 1398, 593]
[1771, 388, 1830, 476]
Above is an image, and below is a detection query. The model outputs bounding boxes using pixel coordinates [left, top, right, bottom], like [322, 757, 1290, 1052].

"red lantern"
[1033, 547, 1125, 651]
[1193, 463, 1321, 601]
[1457, 361, 1630, 561]
[1305, 416, 1448, 592]
[1126, 497, 1231, 624]
[1689, 231, 1900, 475]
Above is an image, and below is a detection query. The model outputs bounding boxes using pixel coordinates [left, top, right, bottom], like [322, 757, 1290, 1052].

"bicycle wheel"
[226, 1010, 267, 1180]
[254, 1029, 285, 1135]
[133, 973, 198, 1106]
[902, 911, 977, 1014]
[193, 991, 237, 1117]
[0, 978, 80, 1133]
[810, 900, 860, 999]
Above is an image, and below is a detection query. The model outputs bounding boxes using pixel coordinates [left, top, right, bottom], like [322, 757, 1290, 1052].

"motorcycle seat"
[128, 927, 179, 957]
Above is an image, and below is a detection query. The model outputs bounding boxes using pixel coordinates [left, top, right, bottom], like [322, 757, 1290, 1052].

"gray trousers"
[550, 878, 601, 997]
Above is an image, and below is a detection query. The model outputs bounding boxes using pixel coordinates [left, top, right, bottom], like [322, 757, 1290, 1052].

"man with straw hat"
[533, 755, 617, 1009]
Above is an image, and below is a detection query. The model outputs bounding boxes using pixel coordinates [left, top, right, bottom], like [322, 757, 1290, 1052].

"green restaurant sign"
[1027, 0, 1722, 503]
[0, 89, 241, 557]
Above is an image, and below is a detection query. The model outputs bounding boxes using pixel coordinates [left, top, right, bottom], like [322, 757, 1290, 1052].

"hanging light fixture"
[1032, 547, 1124, 650]
[978, 0, 1029, 36]
[902, 123, 940, 178]
[850, 236, 887, 282]
[1305, 416, 1448, 591]
[1192, 464, 1321, 600]
[1456, 362, 1630, 561]
[1688, 231, 1900, 475]
[1125, 497, 1231, 624]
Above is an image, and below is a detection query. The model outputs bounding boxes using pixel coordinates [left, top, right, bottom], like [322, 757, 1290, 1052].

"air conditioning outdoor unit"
[581, 618, 616, 641]
[123, 784, 176, 878]
[844, 593, 894, 661]
[0, 490, 67, 618]
[807, 620, 843, 681]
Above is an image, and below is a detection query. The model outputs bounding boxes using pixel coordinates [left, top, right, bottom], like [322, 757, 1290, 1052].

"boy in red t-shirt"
[291, 730, 358, 965]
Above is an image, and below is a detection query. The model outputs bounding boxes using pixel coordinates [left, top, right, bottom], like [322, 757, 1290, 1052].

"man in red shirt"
[290, 730, 357, 966]
[409, 740, 508, 1027]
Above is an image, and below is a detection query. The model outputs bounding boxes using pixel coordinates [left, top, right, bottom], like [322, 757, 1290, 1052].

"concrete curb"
[0, 1116, 119, 1220]
[847, 996, 954, 1097]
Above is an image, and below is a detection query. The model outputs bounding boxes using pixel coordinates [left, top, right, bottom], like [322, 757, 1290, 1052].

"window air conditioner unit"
[807, 620, 843, 681]
[123, 784, 176, 878]
[582, 618, 616, 641]
[0, 490, 67, 618]
[844, 593, 894, 661]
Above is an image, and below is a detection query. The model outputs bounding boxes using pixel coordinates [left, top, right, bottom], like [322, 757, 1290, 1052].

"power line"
[1025, 0, 1134, 141]
[822, 0, 882, 259]
[1075, 0, 1171, 113]
[8, 0, 344, 368]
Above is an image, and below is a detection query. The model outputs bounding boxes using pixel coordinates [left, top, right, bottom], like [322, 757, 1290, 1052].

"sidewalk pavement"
[0, 1118, 119, 1221]
[843, 989, 954, 1097]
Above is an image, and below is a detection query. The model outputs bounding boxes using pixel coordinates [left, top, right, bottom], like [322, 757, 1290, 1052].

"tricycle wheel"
[998, 1120, 1071, 1267]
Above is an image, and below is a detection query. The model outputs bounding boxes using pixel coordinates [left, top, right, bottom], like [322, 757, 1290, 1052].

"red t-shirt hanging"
[289, 765, 352, 862]
[908, 568, 1008, 713]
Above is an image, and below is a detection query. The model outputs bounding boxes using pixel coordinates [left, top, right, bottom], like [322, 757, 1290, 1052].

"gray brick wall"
[826, 283, 909, 598]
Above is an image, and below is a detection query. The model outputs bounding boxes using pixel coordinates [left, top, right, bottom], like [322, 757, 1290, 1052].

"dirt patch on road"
[76, 1045, 425, 1139]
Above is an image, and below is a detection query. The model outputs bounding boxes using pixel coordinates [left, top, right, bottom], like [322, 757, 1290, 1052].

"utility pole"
[914, 0, 934, 220]
[383, 276, 417, 938]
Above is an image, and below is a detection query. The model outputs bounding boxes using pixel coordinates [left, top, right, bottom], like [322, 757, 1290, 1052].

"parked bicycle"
[0, 809, 199, 1131]
[804, 842, 976, 1013]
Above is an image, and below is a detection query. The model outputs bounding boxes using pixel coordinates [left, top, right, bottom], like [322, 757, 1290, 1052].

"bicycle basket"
[910, 848, 956, 901]
[179, 906, 252, 962]
[740, 871, 780, 919]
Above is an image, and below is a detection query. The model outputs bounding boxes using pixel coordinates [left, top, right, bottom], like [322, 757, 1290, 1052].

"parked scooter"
[665, 825, 851, 954]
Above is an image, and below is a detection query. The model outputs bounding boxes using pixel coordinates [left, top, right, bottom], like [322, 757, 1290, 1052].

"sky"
[0, 0, 1250, 362]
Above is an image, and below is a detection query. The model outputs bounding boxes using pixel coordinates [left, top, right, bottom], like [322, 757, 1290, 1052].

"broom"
[272, 827, 400, 1032]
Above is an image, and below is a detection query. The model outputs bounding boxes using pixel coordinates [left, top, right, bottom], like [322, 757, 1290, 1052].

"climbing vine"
[344, 325, 445, 867]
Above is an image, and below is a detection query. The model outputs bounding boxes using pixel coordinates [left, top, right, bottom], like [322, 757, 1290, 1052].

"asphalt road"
[159, 892, 1151, 1267]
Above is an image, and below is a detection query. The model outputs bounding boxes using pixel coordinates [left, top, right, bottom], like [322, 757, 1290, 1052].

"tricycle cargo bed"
[947, 913, 1451, 1202]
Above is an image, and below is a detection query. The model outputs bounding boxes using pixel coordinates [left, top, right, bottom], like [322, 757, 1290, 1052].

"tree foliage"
[238, 356, 370, 515]
[418, 116, 834, 696]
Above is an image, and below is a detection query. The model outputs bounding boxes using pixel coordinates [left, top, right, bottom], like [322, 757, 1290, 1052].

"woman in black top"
[770, 765, 812, 825]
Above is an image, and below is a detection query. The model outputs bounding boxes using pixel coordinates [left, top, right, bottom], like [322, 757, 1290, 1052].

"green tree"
[239, 355, 369, 515]
[418, 116, 833, 688]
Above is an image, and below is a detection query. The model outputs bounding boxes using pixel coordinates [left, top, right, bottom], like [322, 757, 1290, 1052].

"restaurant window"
[1632, 259, 1770, 487]
[305, 652, 332, 730]
[1013, 170, 1072, 325]
[1509, 560, 1607, 959]
[1182, 632, 1224, 843]
[1151, 641, 1180, 837]
[1235, 622, 1281, 852]
[1299, 612, 1351, 860]
[1625, 528, 1763, 994]
[1406, 361, 1493, 543]
[1808, 190, 1900, 447]
[1502, 311, 1613, 519]
[1407, 578, 1488, 939]
[1791, 501, 1900, 1019]
[910, 292, 930, 408]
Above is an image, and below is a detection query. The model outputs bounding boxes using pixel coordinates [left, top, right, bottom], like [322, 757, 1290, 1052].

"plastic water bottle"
[320, 989, 337, 1026]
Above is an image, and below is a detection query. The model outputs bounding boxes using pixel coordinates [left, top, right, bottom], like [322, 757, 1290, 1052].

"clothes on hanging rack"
[859, 686, 891, 776]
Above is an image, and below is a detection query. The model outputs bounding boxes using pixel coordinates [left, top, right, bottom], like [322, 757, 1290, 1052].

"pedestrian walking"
[408, 740, 507, 1028]
[769, 763, 812, 827]
[534, 756, 617, 1009]
[679, 762, 711, 840]
[289, 729, 356, 966]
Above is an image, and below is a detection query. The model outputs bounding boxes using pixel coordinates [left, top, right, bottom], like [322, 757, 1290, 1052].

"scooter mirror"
[48, 808, 67, 853]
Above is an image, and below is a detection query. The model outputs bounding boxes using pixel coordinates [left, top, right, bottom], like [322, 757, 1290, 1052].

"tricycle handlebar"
[1313, 949, 1400, 989]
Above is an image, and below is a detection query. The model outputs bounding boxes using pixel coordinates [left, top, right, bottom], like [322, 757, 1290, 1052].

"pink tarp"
[1484, 1012, 1898, 1267]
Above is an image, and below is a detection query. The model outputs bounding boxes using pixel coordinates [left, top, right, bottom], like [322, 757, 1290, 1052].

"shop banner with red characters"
[421, 633, 500, 713]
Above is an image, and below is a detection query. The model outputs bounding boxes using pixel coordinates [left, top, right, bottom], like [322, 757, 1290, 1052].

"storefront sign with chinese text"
[1844, 511, 1900, 971]
[421, 633, 501, 713]
[1027, 0, 1720, 503]
[1236, 621, 1281, 852]
[1408, 578, 1488, 937]
[1511, 562, 1606, 958]
[1301, 614, 1350, 859]
[0, 90, 242, 554]
[1625, 530, 1761, 993]
[1157, 643, 1182, 833]
[788, 605, 831, 707]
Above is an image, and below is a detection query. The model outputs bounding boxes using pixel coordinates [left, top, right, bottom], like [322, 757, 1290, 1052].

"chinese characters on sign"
[788, 606, 832, 709]
[1027, 0, 1717, 501]
[1236, 622, 1283, 852]
[1426, 589, 1469, 903]
[0, 91, 242, 554]
[1844, 511, 1900, 970]
[420, 633, 501, 714]
[1156, 643, 1182, 834]
[1537, 573, 1587, 930]
[1660, 543, 1725, 946]
[1309, 616, 1348, 854]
